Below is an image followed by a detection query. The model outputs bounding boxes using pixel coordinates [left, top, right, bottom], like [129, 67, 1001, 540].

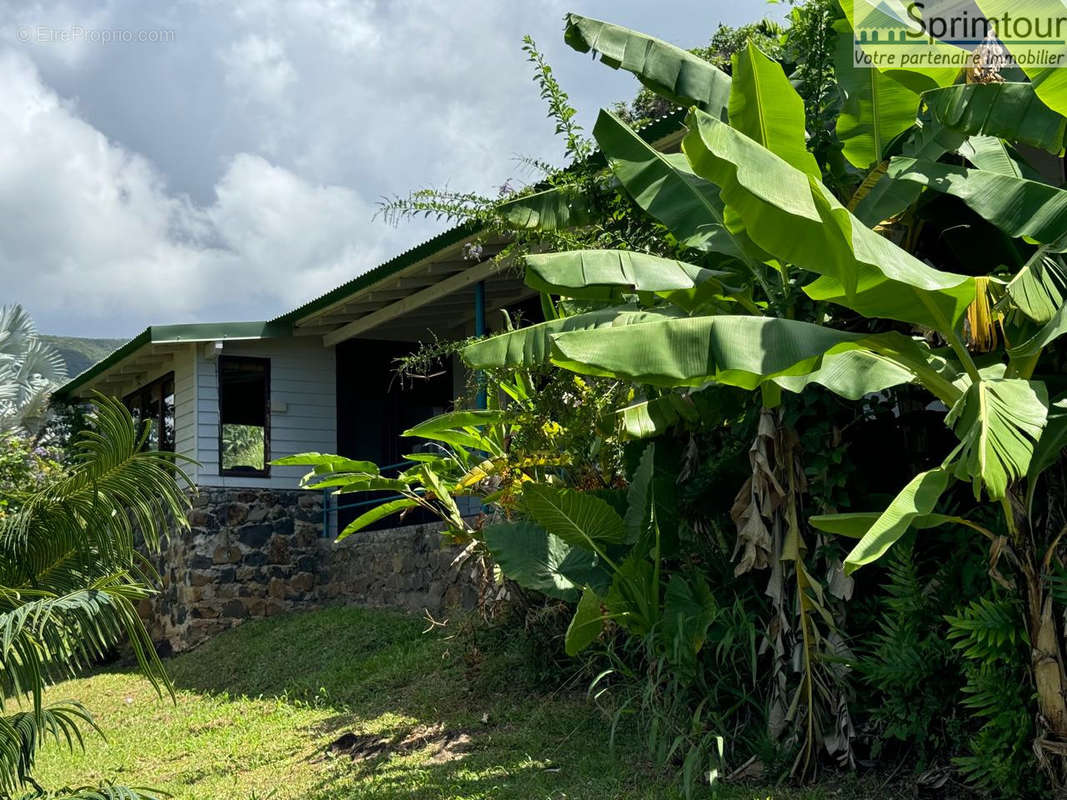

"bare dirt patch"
[324, 723, 473, 765]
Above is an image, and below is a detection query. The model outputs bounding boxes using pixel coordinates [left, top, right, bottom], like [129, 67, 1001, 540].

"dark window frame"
[217, 355, 271, 478]
[122, 372, 175, 452]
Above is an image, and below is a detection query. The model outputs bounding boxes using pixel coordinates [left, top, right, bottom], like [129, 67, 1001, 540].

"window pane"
[221, 424, 265, 471]
[162, 377, 175, 452]
[146, 383, 161, 450]
[219, 357, 268, 474]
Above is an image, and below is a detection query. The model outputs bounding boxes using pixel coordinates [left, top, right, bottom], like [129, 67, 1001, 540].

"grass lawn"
[34, 606, 881, 799]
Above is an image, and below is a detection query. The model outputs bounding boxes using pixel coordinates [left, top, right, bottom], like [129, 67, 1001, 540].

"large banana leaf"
[923, 83, 1067, 155]
[683, 109, 975, 329]
[592, 110, 755, 260]
[617, 384, 751, 439]
[771, 348, 916, 400]
[618, 392, 701, 439]
[729, 41, 820, 177]
[548, 314, 919, 393]
[1006, 254, 1067, 325]
[497, 184, 595, 230]
[524, 249, 726, 300]
[850, 115, 964, 226]
[832, 19, 922, 169]
[945, 377, 1048, 500]
[1009, 302, 1067, 359]
[811, 508, 971, 539]
[462, 305, 679, 369]
[837, 1, 962, 91]
[564, 14, 731, 118]
[888, 157, 1067, 251]
[1027, 397, 1067, 512]
[958, 136, 1029, 178]
[273, 452, 379, 476]
[841, 467, 952, 573]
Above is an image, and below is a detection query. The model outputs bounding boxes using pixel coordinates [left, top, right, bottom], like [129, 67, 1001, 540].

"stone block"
[213, 544, 242, 564]
[225, 503, 249, 526]
[289, 572, 315, 594]
[268, 536, 290, 564]
[246, 506, 270, 523]
[235, 566, 257, 582]
[243, 551, 267, 567]
[238, 523, 272, 548]
[220, 599, 249, 619]
[188, 509, 215, 527]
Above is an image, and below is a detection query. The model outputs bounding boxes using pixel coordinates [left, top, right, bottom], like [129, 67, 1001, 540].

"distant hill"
[40, 335, 126, 379]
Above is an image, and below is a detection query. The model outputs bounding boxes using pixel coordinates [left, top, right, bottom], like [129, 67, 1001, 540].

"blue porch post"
[474, 281, 487, 409]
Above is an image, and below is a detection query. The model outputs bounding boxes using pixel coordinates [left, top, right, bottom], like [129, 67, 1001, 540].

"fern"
[945, 596, 1027, 661]
[855, 538, 960, 762]
[945, 596, 1039, 797]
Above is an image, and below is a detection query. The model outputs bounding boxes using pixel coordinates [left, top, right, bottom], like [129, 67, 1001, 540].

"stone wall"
[143, 487, 478, 653]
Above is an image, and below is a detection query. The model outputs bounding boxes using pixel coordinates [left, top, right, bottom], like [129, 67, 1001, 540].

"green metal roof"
[53, 320, 291, 400]
[272, 221, 481, 325]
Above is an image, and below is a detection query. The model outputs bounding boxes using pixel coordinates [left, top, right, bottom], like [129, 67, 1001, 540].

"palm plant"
[0, 307, 66, 438]
[0, 395, 191, 798]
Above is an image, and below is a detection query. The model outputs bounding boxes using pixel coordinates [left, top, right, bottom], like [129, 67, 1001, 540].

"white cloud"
[208, 153, 385, 301]
[0, 49, 386, 335]
[221, 35, 296, 106]
[0, 0, 787, 336]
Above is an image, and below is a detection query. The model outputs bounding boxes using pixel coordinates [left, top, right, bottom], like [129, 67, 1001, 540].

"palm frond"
[0, 305, 67, 437]
[0, 702, 99, 796]
[0, 395, 192, 791]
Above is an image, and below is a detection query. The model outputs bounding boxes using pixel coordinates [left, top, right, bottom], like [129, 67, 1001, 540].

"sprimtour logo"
[850, 0, 1067, 70]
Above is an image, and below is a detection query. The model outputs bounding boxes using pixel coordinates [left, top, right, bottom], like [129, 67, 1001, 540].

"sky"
[0, 0, 786, 339]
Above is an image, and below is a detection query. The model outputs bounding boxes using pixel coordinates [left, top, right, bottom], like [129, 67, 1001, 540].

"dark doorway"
[335, 339, 454, 531]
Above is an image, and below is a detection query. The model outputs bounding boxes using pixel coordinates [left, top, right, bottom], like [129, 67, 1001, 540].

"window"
[123, 373, 175, 452]
[218, 356, 270, 476]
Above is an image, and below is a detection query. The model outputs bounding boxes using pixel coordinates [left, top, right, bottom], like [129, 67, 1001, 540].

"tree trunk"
[1026, 570, 1067, 747]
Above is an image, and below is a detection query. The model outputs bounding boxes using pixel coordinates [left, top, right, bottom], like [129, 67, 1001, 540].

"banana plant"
[457, 8, 1067, 776]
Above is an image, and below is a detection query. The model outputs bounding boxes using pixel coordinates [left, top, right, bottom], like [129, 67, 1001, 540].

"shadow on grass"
[143, 605, 679, 799]
[297, 711, 674, 800]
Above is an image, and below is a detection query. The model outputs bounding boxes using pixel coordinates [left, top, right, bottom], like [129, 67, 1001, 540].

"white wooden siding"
[194, 337, 336, 489]
[172, 346, 198, 483]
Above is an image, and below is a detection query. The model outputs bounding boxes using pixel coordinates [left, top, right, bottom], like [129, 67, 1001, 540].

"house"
[51, 115, 685, 651]
[52, 225, 523, 494]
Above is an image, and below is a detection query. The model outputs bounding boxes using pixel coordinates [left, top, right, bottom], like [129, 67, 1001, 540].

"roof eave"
[52, 319, 291, 400]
